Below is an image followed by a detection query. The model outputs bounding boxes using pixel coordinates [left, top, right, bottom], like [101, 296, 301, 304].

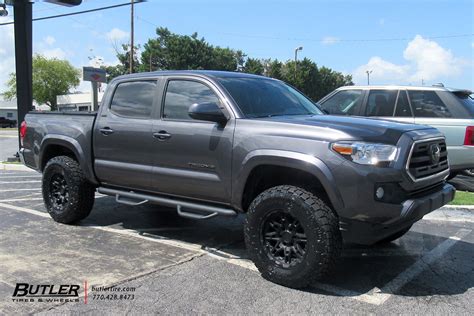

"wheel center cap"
[281, 231, 293, 244]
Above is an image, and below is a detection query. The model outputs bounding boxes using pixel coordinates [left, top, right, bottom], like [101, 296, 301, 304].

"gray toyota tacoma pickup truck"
[20, 70, 455, 288]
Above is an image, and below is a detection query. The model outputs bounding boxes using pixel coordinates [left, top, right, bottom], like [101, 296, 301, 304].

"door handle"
[153, 131, 171, 140]
[99, 127, 114, 135]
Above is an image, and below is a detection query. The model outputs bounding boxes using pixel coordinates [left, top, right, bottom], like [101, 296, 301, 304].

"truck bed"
[22, 111, 97, 183]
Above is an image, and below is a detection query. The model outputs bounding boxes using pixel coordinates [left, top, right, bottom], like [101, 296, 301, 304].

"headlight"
[331, 142, 398, 166]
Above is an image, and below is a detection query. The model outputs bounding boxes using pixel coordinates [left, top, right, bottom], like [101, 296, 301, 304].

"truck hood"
[256, 114, 435, 144]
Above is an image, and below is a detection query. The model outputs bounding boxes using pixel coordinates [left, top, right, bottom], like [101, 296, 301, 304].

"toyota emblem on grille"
[429, 144, 441, 164]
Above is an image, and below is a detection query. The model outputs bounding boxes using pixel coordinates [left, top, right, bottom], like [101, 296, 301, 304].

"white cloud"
[44, 36, 56, 46]
[403, 35, 463, 81]
[41, 48, 67, 59]
[106, 28, 129, 42]
[353, 35, 467, 85]
[354, 57, 409, 84]
[322, 36, 340, 46]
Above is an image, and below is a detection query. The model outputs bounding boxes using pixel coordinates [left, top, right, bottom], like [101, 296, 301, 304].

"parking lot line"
[0, 188, 40, 192]
[0, 202, 217, 254]
[0, 201, 471, 307]
[347, 228, 472, 305]
[0, 180, 41, 184]
[0, 175, 41, 179]
[0, 197, 43, 202]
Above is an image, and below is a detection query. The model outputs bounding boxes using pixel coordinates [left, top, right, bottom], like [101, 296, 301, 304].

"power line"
[136, 15, 473, 44]
[218, 32, 474, 43]
[0, 1, 144, 26]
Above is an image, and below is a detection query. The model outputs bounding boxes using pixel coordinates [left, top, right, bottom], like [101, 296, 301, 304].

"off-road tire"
[377, 225, 412, 244]
[42, 156, 95, 224]
[244, 185, 342, 289]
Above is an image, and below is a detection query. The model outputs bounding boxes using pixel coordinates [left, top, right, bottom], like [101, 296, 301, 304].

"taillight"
[464, 126, 474, 146]
[20, 121, 27, 146]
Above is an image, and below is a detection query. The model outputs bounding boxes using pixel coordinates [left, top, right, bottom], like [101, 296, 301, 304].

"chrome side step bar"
[97, 187, 237, 220]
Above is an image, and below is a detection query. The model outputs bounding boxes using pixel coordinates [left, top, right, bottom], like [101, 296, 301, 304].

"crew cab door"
[93, 79, 159, 191]
[150, 76, 234, 203]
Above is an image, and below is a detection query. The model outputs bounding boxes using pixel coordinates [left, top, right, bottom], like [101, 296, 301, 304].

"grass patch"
[450, 191, 474, 205]
[1, 161, 21, 164]
[0, 128, 17, 131]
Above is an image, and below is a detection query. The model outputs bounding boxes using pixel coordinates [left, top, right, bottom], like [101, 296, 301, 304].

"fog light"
[376, 187, 385, 199]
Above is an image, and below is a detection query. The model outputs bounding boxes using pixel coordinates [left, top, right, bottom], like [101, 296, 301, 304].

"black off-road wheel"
[244, 185, 342, 289]
[377, 225, 412, 244]
[42, 156, 95, 224]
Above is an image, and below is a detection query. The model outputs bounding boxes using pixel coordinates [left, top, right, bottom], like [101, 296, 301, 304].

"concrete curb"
[443, 205, 474, 210]
[0, 163, 33, 172]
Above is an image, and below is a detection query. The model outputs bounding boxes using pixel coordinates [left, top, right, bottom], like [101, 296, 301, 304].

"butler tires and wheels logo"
[11, 282, 84, 303]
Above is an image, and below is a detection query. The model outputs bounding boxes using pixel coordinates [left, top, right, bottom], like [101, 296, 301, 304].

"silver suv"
[319, 85, 474, 177]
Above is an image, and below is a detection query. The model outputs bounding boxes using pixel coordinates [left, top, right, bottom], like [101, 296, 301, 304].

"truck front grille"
[407, 138, 448, 181]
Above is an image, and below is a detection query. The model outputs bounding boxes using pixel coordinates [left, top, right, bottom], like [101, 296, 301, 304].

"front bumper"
[340, 183, 455, 245]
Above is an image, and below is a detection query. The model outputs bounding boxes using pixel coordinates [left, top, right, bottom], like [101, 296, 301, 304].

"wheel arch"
[40, 135, 98, 185]
[232, 150, 344, 213]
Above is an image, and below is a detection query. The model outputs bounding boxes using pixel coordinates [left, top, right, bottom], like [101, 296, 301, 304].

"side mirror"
[188, 102, 228, 125]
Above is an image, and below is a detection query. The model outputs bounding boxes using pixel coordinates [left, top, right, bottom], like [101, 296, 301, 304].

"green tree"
[244, 58, 264, 75]
[3, 55, 80, 111]
[139, 27, 244, 72]
[264, 59, 284, 80]
[276, 58, 353, 101]
[316, 66, 353, 100]
[103, 44, 140, 82]
[103, 27, 353, 101]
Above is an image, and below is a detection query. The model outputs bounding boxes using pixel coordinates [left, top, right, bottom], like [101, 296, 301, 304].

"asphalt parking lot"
[0, 169, 473, 314]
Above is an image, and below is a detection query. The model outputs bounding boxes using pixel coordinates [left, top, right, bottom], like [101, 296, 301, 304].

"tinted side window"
[394, 90, 413, 117]
[409, 90, 452, 118]
[320, 90, 363, 115]
[366, 90, 397, 116]
[163, 80, 220, 120]
[110, 81, 156, 118]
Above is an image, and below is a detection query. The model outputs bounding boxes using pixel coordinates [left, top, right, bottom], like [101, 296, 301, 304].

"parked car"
[0, 116, 17, 128]
[318, 85, 474, 178]
[20, 71, 454, 288]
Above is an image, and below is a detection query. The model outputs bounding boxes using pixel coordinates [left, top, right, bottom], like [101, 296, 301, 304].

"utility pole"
[129, 0, 134, 74]
[366, 70, 373, 85]
[421, 78, 425, 86]
[294, 46, 303, 81]
[13, 0, 33, 151]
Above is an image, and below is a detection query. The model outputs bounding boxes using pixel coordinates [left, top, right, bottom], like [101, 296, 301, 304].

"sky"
[0, 0, 473, 95]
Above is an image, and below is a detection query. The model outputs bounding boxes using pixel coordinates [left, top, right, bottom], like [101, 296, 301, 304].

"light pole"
[294, 46, 303, 81]
[366, 70, 373, 85]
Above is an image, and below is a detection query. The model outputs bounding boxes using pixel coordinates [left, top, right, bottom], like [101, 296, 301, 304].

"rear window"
[408, 90, 452, 118]
[453, 93, 474, 117]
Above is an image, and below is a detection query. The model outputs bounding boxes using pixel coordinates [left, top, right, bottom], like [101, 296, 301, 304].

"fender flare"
[232, 149, 344, 212]
[39, 135, 98, 185]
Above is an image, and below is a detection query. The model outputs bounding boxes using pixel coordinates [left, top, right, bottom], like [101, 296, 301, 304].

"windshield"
[217, 77, 322, 118]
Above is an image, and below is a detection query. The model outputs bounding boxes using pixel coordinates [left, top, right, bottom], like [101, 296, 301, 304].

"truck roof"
[113, 70, 271, 82]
